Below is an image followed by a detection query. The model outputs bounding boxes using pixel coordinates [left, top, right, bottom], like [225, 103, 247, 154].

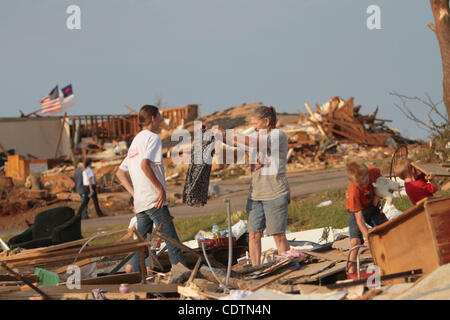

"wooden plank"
[0, 143, 11, 156]
[0, 237, 137, 263]
[76, 272, 142, 285]
[304, 249, 349, 262]
[0, 274, 39, 283]
[186, 257, 202, 283]
[425, 196, 450, 265]
[250, 268, 297, 291]
[51, 258, 93, 275]
[3, 229, 128, 257]
[62, 292, 147, 300]
[281, 261, 335, 282]
[411, 161, 450, 177]
[0, 283, 179, 300]
[304, 103, 326, 137]
[2, 241, 151, 267]
[133, 229, 164, 272]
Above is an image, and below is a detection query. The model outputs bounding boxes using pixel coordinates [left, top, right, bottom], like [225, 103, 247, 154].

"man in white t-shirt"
[77, 158, 105, 218]
[116, 105, 186, 268]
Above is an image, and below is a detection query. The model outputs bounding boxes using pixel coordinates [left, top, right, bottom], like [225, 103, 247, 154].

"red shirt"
[405, 179, 436, 205]
[345, 166, 381, 212]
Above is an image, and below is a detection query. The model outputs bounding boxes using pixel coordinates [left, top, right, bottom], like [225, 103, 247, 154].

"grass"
[286, 188, 349, 232]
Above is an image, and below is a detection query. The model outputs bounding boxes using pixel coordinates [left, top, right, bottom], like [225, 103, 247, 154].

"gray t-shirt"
[249, 129, 290, 201]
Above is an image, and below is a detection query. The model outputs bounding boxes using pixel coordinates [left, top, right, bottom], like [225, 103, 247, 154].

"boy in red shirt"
[394, 159, 439, 205]
[345, 161, 388, 277]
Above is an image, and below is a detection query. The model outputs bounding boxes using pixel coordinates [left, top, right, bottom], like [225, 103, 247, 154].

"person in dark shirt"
[73, 161, 88, 219]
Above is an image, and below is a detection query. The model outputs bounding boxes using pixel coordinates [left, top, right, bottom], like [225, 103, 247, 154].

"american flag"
[40, 86, 62, 114]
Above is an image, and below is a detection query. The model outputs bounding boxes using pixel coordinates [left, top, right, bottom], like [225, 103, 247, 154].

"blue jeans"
[79, 193, 89, 219]
[137, 206, 186, 267]
[129, 252, 152, 273]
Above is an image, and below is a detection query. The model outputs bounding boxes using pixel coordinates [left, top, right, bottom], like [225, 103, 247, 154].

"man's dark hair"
[139, 105, 159, 127]
[84, 158, 92, 168]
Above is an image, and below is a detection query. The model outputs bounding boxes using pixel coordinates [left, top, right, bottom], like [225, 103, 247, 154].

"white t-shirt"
[128, 216, 138, 240]
[82, 167, 96, 186]
[119, 130, 167, 213]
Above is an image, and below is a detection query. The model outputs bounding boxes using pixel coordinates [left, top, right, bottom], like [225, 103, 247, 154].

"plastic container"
[195, 231, 205, 241]
[200, 237, 237, 249]
[119, 283, 130, 294]
[212, 223, 219, 234]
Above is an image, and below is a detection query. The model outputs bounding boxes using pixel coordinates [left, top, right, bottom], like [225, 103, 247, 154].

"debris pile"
[1, 212, 450, 300]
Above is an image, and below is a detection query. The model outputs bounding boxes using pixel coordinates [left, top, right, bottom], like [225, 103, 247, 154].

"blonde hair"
[394, 159, 412, 180]
[346, 160, 369, 185]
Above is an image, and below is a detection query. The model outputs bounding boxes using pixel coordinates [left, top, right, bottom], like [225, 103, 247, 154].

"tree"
[429, 0, 450, 120]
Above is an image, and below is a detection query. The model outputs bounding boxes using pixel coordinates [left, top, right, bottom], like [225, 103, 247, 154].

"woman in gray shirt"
[213, 106, 301, 266]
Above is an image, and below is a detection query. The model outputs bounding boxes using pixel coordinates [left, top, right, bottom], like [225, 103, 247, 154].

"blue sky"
[0, 0, 446, 139]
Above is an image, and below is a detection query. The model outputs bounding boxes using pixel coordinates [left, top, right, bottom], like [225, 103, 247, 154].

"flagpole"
[20, 108, 43, 118]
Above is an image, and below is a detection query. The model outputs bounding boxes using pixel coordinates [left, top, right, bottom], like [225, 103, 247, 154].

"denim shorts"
[348, 207, 388, 241]
[246, 193, 290, 235]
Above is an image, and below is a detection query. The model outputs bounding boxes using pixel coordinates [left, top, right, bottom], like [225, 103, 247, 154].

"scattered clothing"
[34, 267, 59, 286]
[91, 289, 107, 300]
[183, 132, 215, 207]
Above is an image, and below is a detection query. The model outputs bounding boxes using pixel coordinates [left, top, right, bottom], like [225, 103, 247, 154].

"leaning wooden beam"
[151, 231, 201, 259]
[0, 262, 52, 300]
[11, 229, 129, 256]
[250, 268, 297, 292]
[0, 239, 142, 264]
[304, 103, 327, 137]
[51, 258, 94, 275]
[198, 267, 255, 291]
[133, 229, 164, 272]
[187, 257, 203, 284]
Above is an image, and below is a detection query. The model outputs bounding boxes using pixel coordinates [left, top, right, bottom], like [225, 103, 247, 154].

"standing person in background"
[73, 160, 88, 219]
[77, 158, 106, 218]
[213, 106, 304, 266]
[116, 105, 186, 268]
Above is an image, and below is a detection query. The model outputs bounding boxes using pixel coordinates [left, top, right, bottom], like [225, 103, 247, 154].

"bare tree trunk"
[429, 0, 450, 120]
